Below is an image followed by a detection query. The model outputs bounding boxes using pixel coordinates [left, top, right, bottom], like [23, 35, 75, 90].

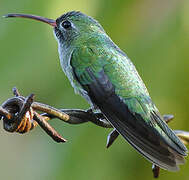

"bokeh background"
[0, 0, 189, 179]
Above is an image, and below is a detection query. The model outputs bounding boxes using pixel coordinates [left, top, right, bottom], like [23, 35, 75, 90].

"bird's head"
[54, 11, 105, 46]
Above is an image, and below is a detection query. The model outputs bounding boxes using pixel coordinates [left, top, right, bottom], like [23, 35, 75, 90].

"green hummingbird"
[4, 11, 187, 171]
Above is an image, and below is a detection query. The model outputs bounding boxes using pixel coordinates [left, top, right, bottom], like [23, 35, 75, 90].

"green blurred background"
[1, 0, 189, 179]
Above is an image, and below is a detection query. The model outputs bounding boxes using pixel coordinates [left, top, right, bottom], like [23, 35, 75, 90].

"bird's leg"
[86, 108, 112, 128]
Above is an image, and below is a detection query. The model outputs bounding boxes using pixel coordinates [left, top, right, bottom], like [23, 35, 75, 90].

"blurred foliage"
[0, 0, 189, 179]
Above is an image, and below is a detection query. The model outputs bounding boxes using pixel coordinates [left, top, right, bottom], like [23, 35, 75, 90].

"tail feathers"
[106, 110, 186, 171]
[96, 95, 187, 171]
[76, 68, 187, 171]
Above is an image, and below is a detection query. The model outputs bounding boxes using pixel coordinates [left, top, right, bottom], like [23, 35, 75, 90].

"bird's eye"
[61, 20, 71, 29]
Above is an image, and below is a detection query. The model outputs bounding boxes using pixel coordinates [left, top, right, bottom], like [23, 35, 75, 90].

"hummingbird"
[4, 11, 187, 171]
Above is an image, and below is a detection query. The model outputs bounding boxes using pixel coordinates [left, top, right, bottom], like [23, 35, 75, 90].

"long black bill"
[3, 13, 56, 27]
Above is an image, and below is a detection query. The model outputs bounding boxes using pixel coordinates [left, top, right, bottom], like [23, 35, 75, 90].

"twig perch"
[0, 87, 188, 178]
[0, 87, 110, 142]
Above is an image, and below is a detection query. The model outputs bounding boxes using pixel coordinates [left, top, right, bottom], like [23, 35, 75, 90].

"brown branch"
[0, 87, 110, 142]
[33, 112, 66, 143]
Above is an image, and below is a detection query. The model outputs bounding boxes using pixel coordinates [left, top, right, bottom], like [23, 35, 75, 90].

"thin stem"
[33, 112, 66, 143]
[32, 102, 69, 122]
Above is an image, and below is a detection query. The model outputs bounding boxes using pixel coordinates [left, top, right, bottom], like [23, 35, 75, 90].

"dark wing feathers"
[73, 67, 187, 171]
